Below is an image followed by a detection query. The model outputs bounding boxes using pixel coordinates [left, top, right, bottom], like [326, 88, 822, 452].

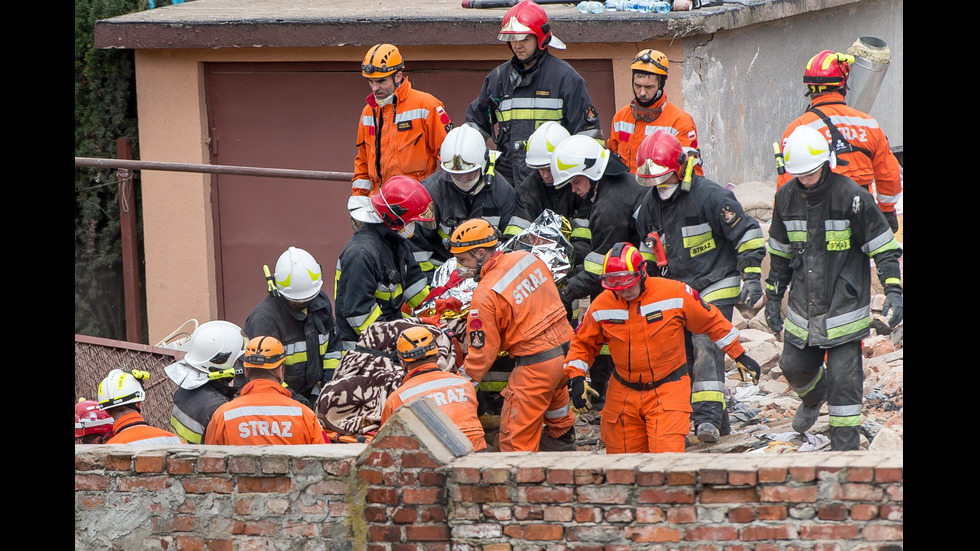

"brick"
[483, 505, 513, 521]
[383, 471, 418, 486]
[740, 525, 797, 541]
[118, 475, 169, 492]
[362, 451, 396, 468]
[264, 498, 291, 515]
[574, 507, 602, 523]
[168, 456, 195, 475]
[885, 484, 903, 501]
[684, 525, 739, 541]
[514, 504, 544, 521]
[283, 521, 319, 537]
[728, 506, 756, 523]
[238, 476, 293, 493]
[503, 524, 563, 540]
[75, 474, 108, 491]
[375, 435, 422, 450]
[635, 506, 664, 524]
[729, 470, 757, 486]
[182, 476, 233, 494]
[419, 471, 446, 487]
[515, 466, 546, 484]
[759, 485, 818, 503]
[366, 487, 398, 505]
[483, 467, 511, 484]
[788, 466, 816, 482]
[666, 506, 695, 524]
[226, 456, 259, 474]
[817, 503, 847, 521]
[172, 516, 198, 532]
[454, 466, 483, 483]
[799, 523, 859, 540]
[701, 487, 758, 504]
[575, 486, 629, 504]
[322, 459, 353, 477]
[308, 479, 350, 496]
[79, 496, 105, 509]
[403, 452, 441, 469]
[174, 536, 204, 551]
[860, 524, 903, 540]
[405, 524, 451, 541]
[134, 453, 168, 473]
[368, 525, 403, 542]
[700, 469, 728, 484]
[879, 505, 902, 521]
[105, 453, 133, 471]
[358, 469, 383, 484]
[625, 525, 682, 543]
[545, 467, 576, 485]
[524, 486, 574, 504]
[636, 487, 695, 504]
[757, 505, 786, 520]
[850, 504, 878, 521]
[844, 467, 873, 482]
[833, 483, 883, 501]
[404, 487, 444, 504]
[874, 467, 903, 483]
[573, 468, 604, 486]
[636, 471, 666, 486]
[603, 508, 633, 523]
[234, 497, 254, 515]
[243, 520, 278, 536]
[420, 506, 446, 522]
[363, 506, 387, 522]
[666, 470, 696, 485]
[758, 467, 788, 483]
[605, 467, 636, 485]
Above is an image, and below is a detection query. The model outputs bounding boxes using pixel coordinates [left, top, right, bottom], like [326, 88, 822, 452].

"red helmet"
[371, 176, 435, 231]
[803, 50, 851, 94]
[635, 130, 685, 186]
[498, 1, 565, 51]
[75, 399, 114, 440]
[600, 242, 646, 291]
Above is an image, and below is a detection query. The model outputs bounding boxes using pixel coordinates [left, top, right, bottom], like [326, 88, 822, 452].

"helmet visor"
[636, 158, 673, 180]
[600, 270, 642, 290]
[498, 32, 531, 42]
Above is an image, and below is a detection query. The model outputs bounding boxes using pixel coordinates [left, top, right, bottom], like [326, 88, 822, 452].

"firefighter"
[205, 336, 326, 445]
[606, 49, 703, 176]
[502, 121, 592, 266]
[244, 246, 343, 403]
[767, 125, 903, 451]
[450, 218, 577, 452]
[97, 369, 183, 445]
[164, 320, 250, 443]
[777, 50, 903, 232]
[75, 399, 114, 444]
[465, 0, 601, 188]
[632, 130, 767, 443]
[336, 175, 435, 351]
[564, 243, 761, 453]
[411, 124, 516, 282]
[351, 44, 453, 200]
[381, 326, 487, 452]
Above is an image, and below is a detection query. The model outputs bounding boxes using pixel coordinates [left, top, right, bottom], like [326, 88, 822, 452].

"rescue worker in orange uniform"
[777, 50, 902, 232]
[605, 49, 703, 176]
[450, 218, 577, 452]
[563, 243, 761, 454]
[351, 44, 453, 200]
[381, 326, 487, 452]
[205, 336, 326, 445]
[97, 369, 183, 445]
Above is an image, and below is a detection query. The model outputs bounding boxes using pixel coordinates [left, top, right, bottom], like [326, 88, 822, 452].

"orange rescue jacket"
[204, 379, 326, 445]
[564, 277, 745, 385]
[777, 92, 902, 213]
[381, 362, 486, 452]
[606, 94, 703, 176]
[461, 251, 574, 384]
[352, 77, 453, 197]
[105, 410, 183, 445]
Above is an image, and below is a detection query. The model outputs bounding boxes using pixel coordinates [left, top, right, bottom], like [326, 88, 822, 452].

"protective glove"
[738, 276, 763, 308]
[734, 353, 761, 385]
[559, 289, 576, 323]
[568, 376, 599, 414]
[882, 290, 903, 328]
[882, 210, 900, 233]
[764, 298, 784, 334]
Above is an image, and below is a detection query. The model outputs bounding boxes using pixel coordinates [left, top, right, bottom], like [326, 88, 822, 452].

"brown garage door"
[205, 58, 614, 329]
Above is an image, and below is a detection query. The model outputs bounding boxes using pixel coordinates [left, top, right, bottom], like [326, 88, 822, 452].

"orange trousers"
[599, 374, 692, 453]
[498, 355, 574, 452]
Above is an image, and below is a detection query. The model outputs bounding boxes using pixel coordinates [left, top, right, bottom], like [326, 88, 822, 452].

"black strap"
[807, 106, 873, 164]
[612, 365, 687, 391]
[115, 420, 150, 433]
[354, 345, 399, 363]
[514, 341, 570, 366]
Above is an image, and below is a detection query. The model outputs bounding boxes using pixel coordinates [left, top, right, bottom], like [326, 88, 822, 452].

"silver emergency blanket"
[420, 209, 573, 312]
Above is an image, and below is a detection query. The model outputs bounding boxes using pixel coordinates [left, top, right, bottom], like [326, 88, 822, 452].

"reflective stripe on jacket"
[776, 92, 902, 213]
[606, 95, 703, 176]
[105, 411, 183, 445]
[352, 77, 453, 196]
[564, 277, 744, 385]
[204, 379, 326, 445]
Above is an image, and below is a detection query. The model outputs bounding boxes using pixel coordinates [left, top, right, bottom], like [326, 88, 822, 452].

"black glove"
[765, 298, 784, 333]
[287, 388, 312, 408]
[568, 376, 599, 414]
[882, 290, 903, 328]
[734, 353, 761, 385]
[559, 289, 576, 322]
[882, 210, 899, 233]
[738, 275, 763, 308]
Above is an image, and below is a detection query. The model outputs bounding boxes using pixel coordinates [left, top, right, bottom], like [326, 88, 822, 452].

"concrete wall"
[75, 399, 904, 550]
[683, 0, 903, 187]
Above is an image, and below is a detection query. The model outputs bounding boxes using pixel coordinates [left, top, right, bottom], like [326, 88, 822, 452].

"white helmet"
[274, 246, 323, 301]
[783, 125, 836, 176]
[525, 122, 571, 169]
[550, 135, 609, 189]
[440, 125, 488, 176]
[97, 369, 147, 411]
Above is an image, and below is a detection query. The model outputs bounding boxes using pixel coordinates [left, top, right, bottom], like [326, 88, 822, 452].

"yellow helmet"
[362, 44, 404, 78]
[396, 326, 438, 362]
[631, 49, 668, 77]
[448, 218, 499, 254]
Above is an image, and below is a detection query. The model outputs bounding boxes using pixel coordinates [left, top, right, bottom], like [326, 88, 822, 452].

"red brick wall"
[75, 410, 903, 550]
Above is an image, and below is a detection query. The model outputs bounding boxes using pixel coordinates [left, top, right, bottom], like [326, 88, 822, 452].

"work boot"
[793, 400, 826, 434]
[696, 423, 720, 443]
[539, 428, 577, 452]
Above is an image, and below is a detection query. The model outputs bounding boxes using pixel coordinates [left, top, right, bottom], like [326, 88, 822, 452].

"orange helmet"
[803, 50, 852, 95]
[243, 336, 286, 369]
[635, 130, 685, 186]
[498, 1, 565, 50]
[601, 242, 646, 291]
[362, 44, 404, 78]
[448, 218, 499, 254]
[396, 326, 438, 362]
[371, 176, 435, 231]
[631, 49, 668, 77]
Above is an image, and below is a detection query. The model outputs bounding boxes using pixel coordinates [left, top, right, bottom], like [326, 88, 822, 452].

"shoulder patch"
[436, 105, 451, 125]
[469, 330, 485, 349]
[585, 105, 598, 125]
[720, 205, 741, 227]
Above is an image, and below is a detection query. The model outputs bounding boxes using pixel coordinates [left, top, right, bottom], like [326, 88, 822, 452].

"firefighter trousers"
[498, 352, 575, 452]
[599, 372, 692, 453]
[685, 304, 733, 435]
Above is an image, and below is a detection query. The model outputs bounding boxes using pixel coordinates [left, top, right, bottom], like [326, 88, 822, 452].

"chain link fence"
[75, 335, 182, 431]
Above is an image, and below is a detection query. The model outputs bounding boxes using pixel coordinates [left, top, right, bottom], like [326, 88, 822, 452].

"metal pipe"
[74, 157, 354, 182]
